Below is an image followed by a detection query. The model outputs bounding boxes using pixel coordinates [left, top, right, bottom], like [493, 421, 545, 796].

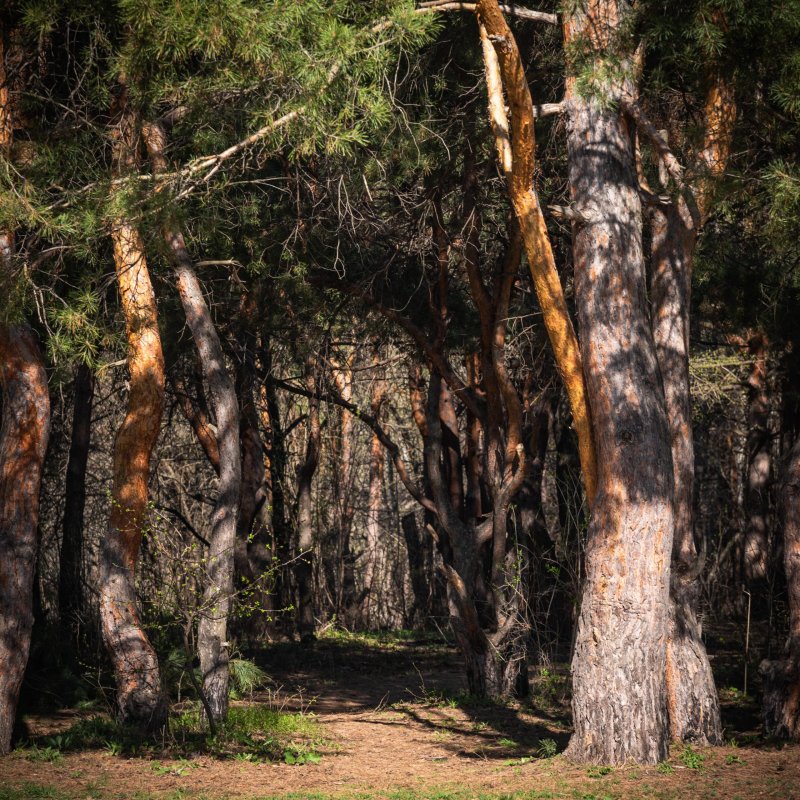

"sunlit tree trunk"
[562, 1, 674, 765]
[143, 120, 241, 723]
[0, 24, 52, 754]
[99, 217, 168, 731]
[0, 326, 50, 755]
[476, 0, 596, 506]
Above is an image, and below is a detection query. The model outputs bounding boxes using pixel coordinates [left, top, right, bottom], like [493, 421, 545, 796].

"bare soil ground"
[2, 633, 799, 799]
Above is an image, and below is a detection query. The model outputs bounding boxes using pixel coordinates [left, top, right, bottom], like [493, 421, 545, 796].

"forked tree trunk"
[99, 220, 168, 731]
[0, 325, 50, 755]
[59, 363, 94, 643]
[760, 430, 800, 739]
[296, 355, 320, 642]
[562, 1, 674, 765]
[476, 0, 597, 506]
[143, 120, 241, 722]
[651, 202, 722, 744]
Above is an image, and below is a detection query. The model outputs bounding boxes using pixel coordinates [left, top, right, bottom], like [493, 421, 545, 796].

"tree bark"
[760, 429, 800, 739]
[651, 202, 722, 745]
[562, 1, 674, 765]
[362, 351, 387, 627]
[59, 363, 94, 644]
[0, 325, 50, 755]
[296, 355, 320, 642]
[143, 120, 241, 722]
[744, 331, 772, 588]
[476, 0, 597, 506]
[99, 219, 168, 731]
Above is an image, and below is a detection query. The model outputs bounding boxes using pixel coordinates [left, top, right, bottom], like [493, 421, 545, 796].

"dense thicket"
[1, 0, 800, 765]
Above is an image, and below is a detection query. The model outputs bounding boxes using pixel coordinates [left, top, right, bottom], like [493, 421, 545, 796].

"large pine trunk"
[59, 363, 95, 645]
[650, 203, 722, 744]
[760, 430, 800, 739]
[99, 221, 168, 731]
[0, 325, 50, 755]
[563, 1, 674, 765]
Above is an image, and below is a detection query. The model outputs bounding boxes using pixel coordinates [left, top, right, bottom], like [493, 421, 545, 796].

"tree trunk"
[59, 363, 94, 645]
[476, 0, 597, 505]
[143, 120, 241, 722]
[0, 325, 50, 755]
[563, 1, 674, 765]
[296, 355, 320, 642]
[233, 296, 274, 638]
[650, 203, 722, 744]
[99, 220, 168, 731]
[331, 354, 357, 626]
[401, 513, 430, 627]
[744, 332, 772, 589]
[362, 352, 387, 627]
[760, 429, 800, 739]
[170, 234, 240, 725]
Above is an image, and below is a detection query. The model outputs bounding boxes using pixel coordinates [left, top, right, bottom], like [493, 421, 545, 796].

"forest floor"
[1, 630, 799, 800]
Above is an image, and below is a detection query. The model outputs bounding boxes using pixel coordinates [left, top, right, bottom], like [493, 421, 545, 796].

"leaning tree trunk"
[143, 119, 241, 723]
[296, 355, 320, 642]
[562, 1, 674, 765]
[0, 325, 50, 755]
[99, 220, 168, 731]
[651, 201, 722, 744]
[169, 232, 241, 725]
[760, 429, 800, 739]
[59, 363, 94, 646]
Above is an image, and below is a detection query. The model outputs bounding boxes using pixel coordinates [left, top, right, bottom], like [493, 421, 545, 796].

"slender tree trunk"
[476, 0, 597, 505]
[761, 429, 800, 739]
[59, 363, 94, 644]
[143, 120, 241, 722]
[744, 332, 772, 589]
[233, 296, 274, 637]
[99, 219, 168, 731]
[563, 1, 674, 765]
[331, 354, 357, 626]
[401, 513, 430, 627]
[296, 355, 320, 642]
[362, 352, 387, 627]
[171, 236, 240, 724]
[0, 326, 50, 755]
[171, 366, 220, 474]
